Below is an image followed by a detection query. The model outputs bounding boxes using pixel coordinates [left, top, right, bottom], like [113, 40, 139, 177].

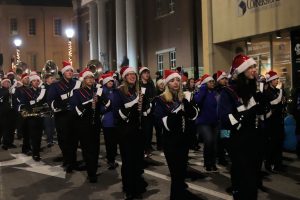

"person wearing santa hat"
[17, 74, 47, 161]
[194, 74, 218, 172]
[112, 66, 148, 199]
[139, 66, 156, 157]
[218, 54, 267, 199]
[153, 69, 199, 200]
[99, 72, 119, 170]
[0, 77, 14, 150]
[70, 69, 102, 183]
[47, 61, 81, 171]
[263, 70, 285, 173]
[213, 70, 229, 166]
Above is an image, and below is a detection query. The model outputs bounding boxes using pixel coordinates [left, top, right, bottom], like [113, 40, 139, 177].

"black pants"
[26, 117, 43, 156]
[103, 127, 118, 163]
[142, 115, 154, 152]
[230, 128, 259, 200]
[163, 133, 189, 200]
[2, 110, 16, 146]
[154, 121, 163, 150]
[22, 117, 31, 153]
[118, 124, 144, 195]
[77, 118, 100, 177]
[54, 111, 77, 166]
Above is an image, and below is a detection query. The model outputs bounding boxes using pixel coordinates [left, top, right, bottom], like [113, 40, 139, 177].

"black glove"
[182, 99, 197, 119]
[166, 111, 184, 133]
[23, 104, 32, 112]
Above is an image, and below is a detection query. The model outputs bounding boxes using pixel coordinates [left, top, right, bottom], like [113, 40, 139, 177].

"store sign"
[237, 0, 281, 17]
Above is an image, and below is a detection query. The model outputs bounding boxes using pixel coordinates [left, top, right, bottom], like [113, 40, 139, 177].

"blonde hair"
[119, 76, 139, 96]
[160, 81, 184, 103]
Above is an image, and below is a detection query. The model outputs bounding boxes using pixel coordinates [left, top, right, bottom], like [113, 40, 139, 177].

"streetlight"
[13, 38, 22, 63]
[65, 28, 74, 64]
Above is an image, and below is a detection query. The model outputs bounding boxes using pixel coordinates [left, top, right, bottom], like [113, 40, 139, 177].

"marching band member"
[47, 61, 81, 172]
[139, 66, 156, 157]
[112, 66, 148, 200]
[17, 74, 47, 161]
[14, 73, 31, 154]
[99, 72, 119, 170]
[218, 54, 264, 200]
[264, 70, 285, 172]
[0, 77, 12, 150]
[153, 70, 198, 200]
[70, 69, 101, 183]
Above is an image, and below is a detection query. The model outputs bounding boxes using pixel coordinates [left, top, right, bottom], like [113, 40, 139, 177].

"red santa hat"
[6, 69, 15, 76]
[29, 71, 38, 76]
[265, 70, 279, 82]
[216, 70, 227, 82]
[199, 74, 214, 86]
[120, 66, 136, 79]
[164, 69, 181, 84]
[29, 74, 41, 82]
[101, 72, 114, 85]
[61, 61, 74, 74]
[21, 73, 29, 80]
[230, 54, 256, 76]
[1, 77, 11, 85]
[139, 66, 150, 74]
[79, 69, 94, 81]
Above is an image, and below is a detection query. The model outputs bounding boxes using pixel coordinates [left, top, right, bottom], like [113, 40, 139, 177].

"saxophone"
[21, 103, 53, 118]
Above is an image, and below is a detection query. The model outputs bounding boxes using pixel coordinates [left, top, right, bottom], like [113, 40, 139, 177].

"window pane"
[54, 18, 62, 36]
[10, 18, 18, 35]
[156, 0, 175, 17]
[29, 18, 36, 35]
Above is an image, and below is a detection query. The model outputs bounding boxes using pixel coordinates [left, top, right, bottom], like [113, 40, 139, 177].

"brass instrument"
[87, 59, 103, 77]
[21, 103, 53, 118]
[42, 60, 58, 79]
[13, 62, 30, 79]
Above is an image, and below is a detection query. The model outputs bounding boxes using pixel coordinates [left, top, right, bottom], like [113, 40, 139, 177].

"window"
[10, 18, 18, 35]
[27, 53, 37, 70]
[28, 18, 36, 35]
[169, 51, 176, 69]
[157, 54, 163, 75]
[156, 0, 175, 17]
[53, 18, 62, 36]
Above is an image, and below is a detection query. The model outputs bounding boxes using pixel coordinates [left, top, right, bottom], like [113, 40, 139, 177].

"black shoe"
[2, 145, 8, 150]
[74, 163, 87, 171]
[53, 156, 64, 162]
[258, 185, 269, 193]
[124, 193, 134, 200]
[133, 193, 143, 199]
[64, 165, 73, 173]
[211, 165, 218, 172]
[225, 186, 233, 194]
[47, 143, 54, 148]
[218, 159, 228, 166]
[108, 162, 119, 170]
[88, 176, 98, 183]
[32, 155, 41, 162]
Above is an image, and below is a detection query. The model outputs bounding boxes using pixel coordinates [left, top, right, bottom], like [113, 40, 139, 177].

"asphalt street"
[0, 135, 300, 200]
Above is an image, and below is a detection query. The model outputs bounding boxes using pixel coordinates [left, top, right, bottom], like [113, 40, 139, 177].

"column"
[126, 0, 137, 69]
[201, 0, 213, 74]
[97, 0, 108, 69]
[88, 2, 98, 60]
[116, 0, 126, 71]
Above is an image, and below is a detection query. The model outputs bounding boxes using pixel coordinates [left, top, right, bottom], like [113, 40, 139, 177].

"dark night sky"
[0, 0, 72, 7]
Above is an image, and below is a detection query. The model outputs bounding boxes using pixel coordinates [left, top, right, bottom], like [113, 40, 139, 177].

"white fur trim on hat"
[1, 79, 11, 85]
[122, 67, 136, 79]
[61, 65, 74, 74]
[201, 76, 214, 85]
[139, 67, 150, 74]
[79, 70, 94, 82]
[103, 77, 114, 85]
[217, 72, 227, 82]
[156, 79, 165, 86]
[165, 73, 181, 84]
[235, 57, 256, 75]
[266, 74, 279, 82]
[29, 74, 41, 82]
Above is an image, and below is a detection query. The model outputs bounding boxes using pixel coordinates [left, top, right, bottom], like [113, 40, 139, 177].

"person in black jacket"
[154, 70, 199, 200]
[139, 67, 156, 157]
[113, 66, 149, 200]
[264, 70, 285, 172]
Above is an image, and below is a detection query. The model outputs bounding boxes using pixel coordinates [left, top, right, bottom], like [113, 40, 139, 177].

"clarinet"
[91, 92, 97, 125]
[138, 87, 146, 130]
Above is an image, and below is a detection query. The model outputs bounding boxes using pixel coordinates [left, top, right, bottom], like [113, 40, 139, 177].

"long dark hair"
[235, 73, 257, 106]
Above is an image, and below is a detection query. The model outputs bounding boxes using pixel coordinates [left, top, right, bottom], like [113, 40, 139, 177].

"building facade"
[203, 0, 300, 89]
[0, 1, 74, 73]
[74, 0, 203, 78]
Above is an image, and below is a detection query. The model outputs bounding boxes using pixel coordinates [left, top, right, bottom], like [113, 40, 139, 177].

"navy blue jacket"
[99, 85, 115, 128]
[17, 86, 47, 112]
[47, 78, 81, 112]
[0, 87, 10, 115]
